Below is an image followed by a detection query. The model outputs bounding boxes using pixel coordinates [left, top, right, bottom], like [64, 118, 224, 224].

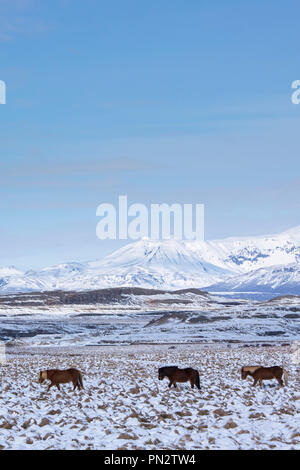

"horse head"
[38, 371, 47, 383]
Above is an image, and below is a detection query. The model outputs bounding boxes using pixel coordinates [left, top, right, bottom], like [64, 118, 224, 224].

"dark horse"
[158, 366, 201, 390]
[241, 366, 288, 388]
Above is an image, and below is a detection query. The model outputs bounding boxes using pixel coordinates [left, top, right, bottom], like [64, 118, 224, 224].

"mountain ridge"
[1, 225, 299, 296]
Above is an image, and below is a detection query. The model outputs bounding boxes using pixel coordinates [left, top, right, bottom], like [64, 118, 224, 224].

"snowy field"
[1, 292, 300, 347]
[0, 344, 299, 450]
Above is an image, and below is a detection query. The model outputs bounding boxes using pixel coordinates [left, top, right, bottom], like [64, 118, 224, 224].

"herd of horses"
[38, 364, 288, 393]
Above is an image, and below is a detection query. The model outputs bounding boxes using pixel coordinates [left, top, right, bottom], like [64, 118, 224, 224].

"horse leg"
[259, 379, 263, 388]
[56, 384, 61, 391]
[168, 380, 173, 388]
[173, 382, 177, 388]
[75, 377, 81, 390]
[48, 382, 54, 392]
[190, 379, 194, 389]
[277, 377, 283, 388]
[253, 378, 259, 387]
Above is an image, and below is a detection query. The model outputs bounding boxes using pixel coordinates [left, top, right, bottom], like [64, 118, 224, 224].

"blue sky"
[0, 0, 300, 269]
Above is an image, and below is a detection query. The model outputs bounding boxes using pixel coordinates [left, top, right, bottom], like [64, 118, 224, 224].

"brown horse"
[158, 366, 201, 390]
[38, 368, 84, 392]
[241, 366, 288, 388]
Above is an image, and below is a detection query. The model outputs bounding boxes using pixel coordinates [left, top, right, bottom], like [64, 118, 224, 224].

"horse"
[38, 368, 84, 392]
[241, 366, 288, 388]
[158, 366, 201, 390]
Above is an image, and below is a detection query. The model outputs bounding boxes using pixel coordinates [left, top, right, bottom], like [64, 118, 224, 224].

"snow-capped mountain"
[0, 240, 232, 293]
[184, 225, 300, 273]
[209, 262, 300, 295]
[0, 266, 23, 277]
[0, 226, 300, 295]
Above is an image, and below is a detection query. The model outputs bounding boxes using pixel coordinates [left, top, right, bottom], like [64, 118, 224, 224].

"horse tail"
[78, 372, 84, 390]
[283, 368, 288, 386]
[195, 370, 201, 390]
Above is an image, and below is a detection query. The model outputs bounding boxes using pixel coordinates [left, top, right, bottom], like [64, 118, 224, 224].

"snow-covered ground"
[0, 344, 299, 450]
[1, 292, 299, 347]
[0, 292, 299, 450]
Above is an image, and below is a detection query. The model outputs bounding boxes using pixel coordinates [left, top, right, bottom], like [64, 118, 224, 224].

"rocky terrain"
[0, 344, 299, 450]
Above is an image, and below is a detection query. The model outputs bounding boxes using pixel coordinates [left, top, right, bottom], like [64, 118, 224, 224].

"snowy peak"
[282, 225, 300, 241]
[185, 225, 300, 274]
[94, 239, 195, 267]
[209, 262, 300, 296]
[85, 238, 231, 291]
[1, 225, 300, 295]
[95, 238, 230, 274]
[0, 266, 23, 277]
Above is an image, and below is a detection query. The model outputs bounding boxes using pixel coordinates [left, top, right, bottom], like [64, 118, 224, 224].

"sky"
[0, 0, 300, 270]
